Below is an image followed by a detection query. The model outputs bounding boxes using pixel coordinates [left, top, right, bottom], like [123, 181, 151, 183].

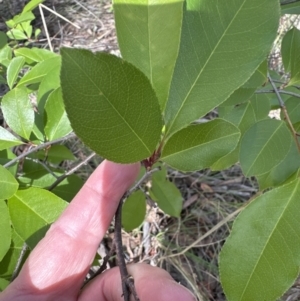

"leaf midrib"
[166, 0, 247, 136]
[64, 51, 151, 154]
[239, 180, 300, 300]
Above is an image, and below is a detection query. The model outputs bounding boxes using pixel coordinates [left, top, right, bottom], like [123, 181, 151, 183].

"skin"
[0, 160, 196, 301]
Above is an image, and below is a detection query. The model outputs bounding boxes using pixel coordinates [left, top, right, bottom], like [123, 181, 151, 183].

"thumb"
[79, 263, 197, 301]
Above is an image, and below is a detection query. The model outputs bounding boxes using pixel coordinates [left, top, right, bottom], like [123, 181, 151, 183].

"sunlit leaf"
[0, 165, 19, 199]
[240, 119, 292, 176]
[122, 190, 146, 232]
[22, 0, 45, 12]
[8, 188, 68, 249]
[17, 56, 61, 87]
[220, 178, 300, 301]
[14, 47, 57, 64]
[61, 48, 162, 163]
[7, 56, 25, 89]
[0, 201, 11, 261]
[1, 87, 34, 140]
[164, 0, 279, 137]
[0, 127, 23, 151]
[113, 0, 183, 110]
[44, 88, 72, 140]
[161, 119, 240, 172]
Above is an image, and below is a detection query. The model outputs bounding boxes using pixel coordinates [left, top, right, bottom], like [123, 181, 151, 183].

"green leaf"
[17, 56, 61, 87]
[219, 178, 300, 301]
[221, 87, 256, 107]
[22, 0, 45, 13]
[12, 12, 35, 25]
[1, 87, 34, 140]
[14, 47, 57, 64]
[60, 48, 162, 163]
[0, 45, 12, 68]
[212, 102, 256, 170]
[44, 88, 72, 140]
[0, 278, 10, 291]
[281, 27, 300, 86]
[164, 0, 280, 137]
[250, 94, 271, 121]
[0, 126, 23, 151]
[0, 201, 11, 261]
[113, 0, 183, 111]
[281, 1, 300, 14]
[240, 119, 293, 176]
[150, 167, 182, 217]
[0, 165, 19, 199]
[161, 119, 240, 172]
[0, 149, 18, 176]
[6, 29, 28, 41]
[51, 175, 83, 202]
[31, 144, 75, 164]
[8, 188, 68, 249]
[0, 229, 29, 281]
[7, 56, 25, 89]
[256, 140, 300, 190]
[242, 60, 268, 89]
[280, 96, 300, 124]
[122, 190, 146, 232]
[0, 32, 7, 49]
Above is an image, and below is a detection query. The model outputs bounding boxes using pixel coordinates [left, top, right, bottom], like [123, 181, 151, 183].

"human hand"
[0, 160, 196, 301]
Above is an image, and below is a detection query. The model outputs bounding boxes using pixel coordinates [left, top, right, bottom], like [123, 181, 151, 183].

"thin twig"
[114, 167, 160, 301]
[3, 133, 76, 168]
[40, 3, 81, 29]
[39, 4, 53, 52]
[255, 89, 300, 98]
[268, 74, 300, 152]
[48, 152, 96, 191]
[10, 243, 28, 282]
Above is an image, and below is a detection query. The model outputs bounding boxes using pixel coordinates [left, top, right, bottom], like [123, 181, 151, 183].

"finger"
[79, 263, 197, 301]
[4, 161, 140, 301]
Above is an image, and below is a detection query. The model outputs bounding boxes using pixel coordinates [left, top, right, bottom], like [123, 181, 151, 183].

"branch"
[113, 167, 160, 301]
[255, 89, 300, 99]
[267, 74, 300, 152]
[3, 133, 76, 168]
[11, 243, 28, 282]
[48, 152, 96, 191]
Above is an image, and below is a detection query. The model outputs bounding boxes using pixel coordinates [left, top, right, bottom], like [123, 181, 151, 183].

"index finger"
[6, 160, 140, 300]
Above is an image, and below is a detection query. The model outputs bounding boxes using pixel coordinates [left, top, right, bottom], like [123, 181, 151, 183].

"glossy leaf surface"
[8, 188, 68, 249]
[0, 165, 19, 199]
[161, 119, 240, 172]
[150, 166, 182, 217]
[44, 88, 72, 141]
[240, 119, 292, 176]
[0, 201, 11, 261]
[113, 0, 183, 110]
[7, 56, 25, 89]
[122, 190, 146, 232]
[0, 127, 23, 151]
[17, 56, 61, 87]
[61, 48, 162, 163]
[220, 178, 300, 301]
[1, 87, 34, 140]
[164, 0, 279, 136]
